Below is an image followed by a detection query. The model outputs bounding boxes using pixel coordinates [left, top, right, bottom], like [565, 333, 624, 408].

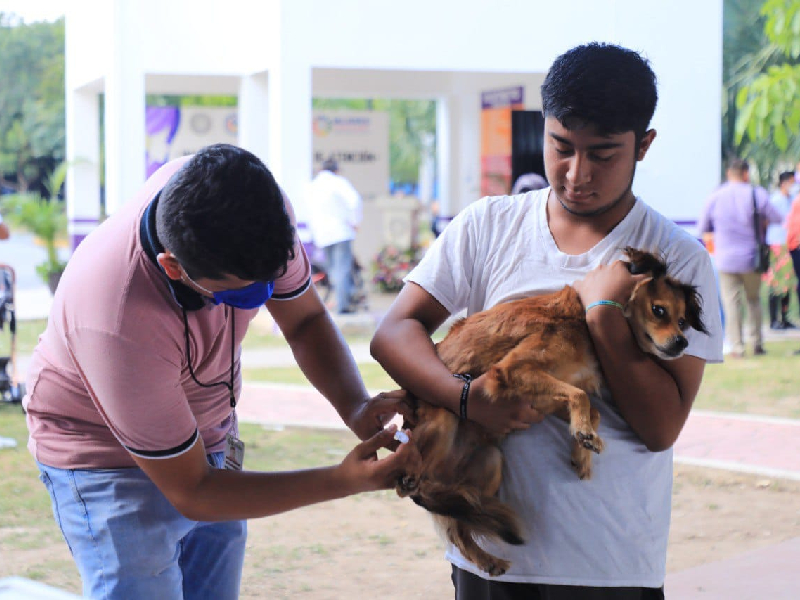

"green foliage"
[1, 165, 67, 283]
[0, 16, 65, 192]
[731, 0, 800, 181]
[145, 94, 238, 107]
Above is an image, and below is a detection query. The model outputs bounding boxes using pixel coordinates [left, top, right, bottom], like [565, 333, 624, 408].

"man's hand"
[467, 374, 545, 436]
[335, 425, 421, 494]
[572, 258, 645, 308]
[347, 390, 416, 441]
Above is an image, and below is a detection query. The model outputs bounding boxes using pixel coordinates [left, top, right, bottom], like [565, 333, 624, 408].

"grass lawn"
[3, 318, 800, 593]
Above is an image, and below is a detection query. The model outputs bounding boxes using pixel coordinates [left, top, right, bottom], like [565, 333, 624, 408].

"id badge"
[224, 434, 245, 471]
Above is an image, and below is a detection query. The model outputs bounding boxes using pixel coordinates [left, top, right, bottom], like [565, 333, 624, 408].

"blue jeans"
[324, 240, 355, 313]
[36, 452, 246, 599]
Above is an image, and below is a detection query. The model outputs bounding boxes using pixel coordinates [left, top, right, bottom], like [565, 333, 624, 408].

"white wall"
[65, 0, 722, 228]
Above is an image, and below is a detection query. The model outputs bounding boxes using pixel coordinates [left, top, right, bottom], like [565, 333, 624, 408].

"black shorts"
[452, 565, 665, 600]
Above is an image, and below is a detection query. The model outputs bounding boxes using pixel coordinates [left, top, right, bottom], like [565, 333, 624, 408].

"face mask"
[210, 280, 274, 309]
[183, 268, 274, 309]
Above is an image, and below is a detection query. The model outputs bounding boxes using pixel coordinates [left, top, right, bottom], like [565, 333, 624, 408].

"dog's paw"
[396, 474, 419, 497]
[576, 430, 604, 454]
[482, 558, 510, 578]
[570, 457, 593, 480]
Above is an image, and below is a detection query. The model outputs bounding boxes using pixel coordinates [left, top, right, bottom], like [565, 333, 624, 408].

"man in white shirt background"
[306, 158, 363, 314]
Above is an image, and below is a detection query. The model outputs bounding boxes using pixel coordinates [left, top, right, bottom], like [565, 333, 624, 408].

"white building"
[65, 0, 722, 248]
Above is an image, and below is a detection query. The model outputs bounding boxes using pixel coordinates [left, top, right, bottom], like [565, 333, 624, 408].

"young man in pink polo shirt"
[25, 144, 416, 599]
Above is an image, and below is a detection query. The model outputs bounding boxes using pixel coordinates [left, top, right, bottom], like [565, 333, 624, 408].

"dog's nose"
[670, 336, 688, 354]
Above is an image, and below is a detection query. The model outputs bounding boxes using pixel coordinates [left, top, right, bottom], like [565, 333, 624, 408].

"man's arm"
[130, 425, 416, 521]
[371, 283, 543, 435]
[267, 286, 411, 440]
[575, 260, 706, 451]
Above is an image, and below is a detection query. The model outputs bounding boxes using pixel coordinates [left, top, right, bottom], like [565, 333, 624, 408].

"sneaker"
[782, 321, 797, 329]
[770, 321, 785, 330]
[753, 345, 767, 356]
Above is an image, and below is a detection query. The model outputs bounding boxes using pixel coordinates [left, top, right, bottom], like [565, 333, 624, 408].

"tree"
[0, 14, 65, 193]
[732, 0, 800, 182]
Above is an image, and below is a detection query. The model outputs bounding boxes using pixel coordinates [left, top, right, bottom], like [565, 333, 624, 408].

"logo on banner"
[313, 116, 334, 136]
[224, 114, 238, 135]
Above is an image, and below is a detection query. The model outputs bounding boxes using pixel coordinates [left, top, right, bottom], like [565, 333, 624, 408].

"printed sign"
[146, 106, 238, 178]
[312, 110, 390, 200]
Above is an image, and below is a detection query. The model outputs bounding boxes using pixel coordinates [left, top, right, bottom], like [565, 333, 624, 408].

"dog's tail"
[411, 481, 524, 545]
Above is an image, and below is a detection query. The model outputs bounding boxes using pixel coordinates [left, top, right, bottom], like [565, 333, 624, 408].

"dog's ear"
[682, 284, 709, 335]
[623, 247, 667, 278]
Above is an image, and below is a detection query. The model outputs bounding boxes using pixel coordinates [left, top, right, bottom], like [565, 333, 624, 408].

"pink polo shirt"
[25, 156, 311, 469]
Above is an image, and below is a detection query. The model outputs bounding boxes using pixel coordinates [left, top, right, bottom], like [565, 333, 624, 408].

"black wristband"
[453, 373, 472, 420]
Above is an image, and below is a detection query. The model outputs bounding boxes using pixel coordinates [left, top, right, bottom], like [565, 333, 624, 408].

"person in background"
[0, 213, 9, 240]
[510, 172, 548, 195]
[698, 158, 782, 358]
[782, 188, 800, 353]
[306, 158, 363, 314]
[765, 171, 797, 329]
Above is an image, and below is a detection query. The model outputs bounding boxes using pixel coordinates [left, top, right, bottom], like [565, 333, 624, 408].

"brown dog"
[396, 247, 708, 576]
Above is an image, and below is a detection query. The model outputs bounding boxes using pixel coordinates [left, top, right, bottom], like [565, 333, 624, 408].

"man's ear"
[157, 250, 183, 281]
[637, 129, 657, 161]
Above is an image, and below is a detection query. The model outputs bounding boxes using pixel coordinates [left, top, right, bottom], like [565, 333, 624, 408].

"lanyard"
[181, 308, 237, 408]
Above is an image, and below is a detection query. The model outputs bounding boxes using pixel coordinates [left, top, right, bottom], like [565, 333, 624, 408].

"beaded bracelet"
[585, 299, 625, 313]
[453, 373, 473, 420]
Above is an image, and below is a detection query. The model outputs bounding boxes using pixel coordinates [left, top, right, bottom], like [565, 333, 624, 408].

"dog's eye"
[678, 318, 688, 331]
[651, 304, 666, 319]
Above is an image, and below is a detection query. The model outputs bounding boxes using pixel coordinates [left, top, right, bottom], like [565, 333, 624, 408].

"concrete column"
[66, 87, 101, 251]
[439, 93, 480, 220]
[103, 1, 145, 215]
[238, 72, 271, 169]
[265, 63, 312, 225]
[435, 98, 451, 220]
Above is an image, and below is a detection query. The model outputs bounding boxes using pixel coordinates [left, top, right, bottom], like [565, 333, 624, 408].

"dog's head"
[621, 247, 708, 360]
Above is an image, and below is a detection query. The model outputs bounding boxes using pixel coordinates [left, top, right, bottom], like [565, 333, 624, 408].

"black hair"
[726, 157, 749, 175]
[779, 170, 795, 186]
[541, 42, 658, 141]
[156, 143, 295, 281]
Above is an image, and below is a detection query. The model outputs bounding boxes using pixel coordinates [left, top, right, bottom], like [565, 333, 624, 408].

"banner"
[146, 106, 238, 178]
[480, 86, 524, 196]
[312, 110, 389, 200]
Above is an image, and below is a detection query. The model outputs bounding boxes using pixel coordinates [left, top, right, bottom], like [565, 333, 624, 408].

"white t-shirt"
[305, 170, 362, 248]
[406, 189, 724, 587]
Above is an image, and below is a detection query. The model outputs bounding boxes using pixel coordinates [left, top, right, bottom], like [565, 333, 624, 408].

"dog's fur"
[396, 247, 708, 576]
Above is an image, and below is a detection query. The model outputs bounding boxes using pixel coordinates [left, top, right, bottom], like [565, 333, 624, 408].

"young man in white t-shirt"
[372, 43, 723, 599]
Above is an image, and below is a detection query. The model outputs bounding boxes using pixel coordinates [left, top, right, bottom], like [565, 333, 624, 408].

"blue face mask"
[182, 266, 275, 309]
[209, 280, 274, 309]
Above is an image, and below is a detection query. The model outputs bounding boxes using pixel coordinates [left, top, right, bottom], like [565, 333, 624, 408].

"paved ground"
[9, 275, 800, 597]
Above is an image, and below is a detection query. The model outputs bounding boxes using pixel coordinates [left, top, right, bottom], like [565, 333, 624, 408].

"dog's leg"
[570, 406, 601, 480]
[436, 515, 512, 577]
[483, 351, 604, 461]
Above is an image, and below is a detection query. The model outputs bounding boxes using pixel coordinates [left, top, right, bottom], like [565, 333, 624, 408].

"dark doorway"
[511, 110, 546, 192]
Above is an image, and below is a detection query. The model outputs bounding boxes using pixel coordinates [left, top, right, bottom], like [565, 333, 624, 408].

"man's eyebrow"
[549, 132, 624, 150]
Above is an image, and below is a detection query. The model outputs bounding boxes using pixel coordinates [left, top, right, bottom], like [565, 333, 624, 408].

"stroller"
[0, 264, 25, 406]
